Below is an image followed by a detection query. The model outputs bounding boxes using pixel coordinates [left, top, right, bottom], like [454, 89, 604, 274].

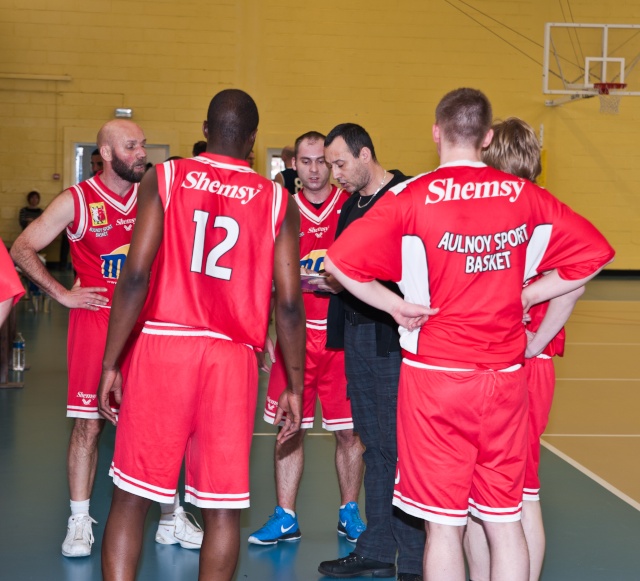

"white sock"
[70, 499, 90, 516]
[159, 493, 180, 518]
[283, 508, 296, 518]
[340, 504, 346, 509]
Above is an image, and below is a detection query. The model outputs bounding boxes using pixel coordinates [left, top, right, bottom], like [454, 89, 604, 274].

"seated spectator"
[19, 191, 43, 230]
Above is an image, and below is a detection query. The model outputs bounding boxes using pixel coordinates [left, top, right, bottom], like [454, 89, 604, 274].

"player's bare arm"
[10, 190, 109, 310]
[98, 168, 164, 425]
[272, 197, 306, 444]
[521, 266, 608, 313]
[525, 286, 585, 358]
[324, 255, 437, 331]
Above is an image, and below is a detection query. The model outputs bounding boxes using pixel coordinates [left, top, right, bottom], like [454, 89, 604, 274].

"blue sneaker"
[247, 506, 301, 545]
[337, 502, 366, 542]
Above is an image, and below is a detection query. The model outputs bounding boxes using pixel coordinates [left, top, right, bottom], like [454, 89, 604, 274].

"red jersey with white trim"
[66, 175, 138, 304]
[144, 153, 287, 348]
[296, 186, 349, 328]
[327, 161, 614, 368]
[524, 275, 565, 357]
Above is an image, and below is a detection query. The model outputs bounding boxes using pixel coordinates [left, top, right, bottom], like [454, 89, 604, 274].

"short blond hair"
[482, 117, 541, 183]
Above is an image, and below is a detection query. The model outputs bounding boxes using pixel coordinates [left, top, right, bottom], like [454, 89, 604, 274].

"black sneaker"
[318, 552, 396, 578]
[397, 574, 423, 581]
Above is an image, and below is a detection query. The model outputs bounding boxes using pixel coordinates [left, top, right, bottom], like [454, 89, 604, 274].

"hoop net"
[594, 83, 627, 114]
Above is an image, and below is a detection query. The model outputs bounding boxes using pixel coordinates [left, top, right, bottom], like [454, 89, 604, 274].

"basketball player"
[10, 119, 202, 558]
[97, 89, 306, 581]
[323, 88, 614, 581]
[249, 131, 365, 546]
[463, 117, 585, 581]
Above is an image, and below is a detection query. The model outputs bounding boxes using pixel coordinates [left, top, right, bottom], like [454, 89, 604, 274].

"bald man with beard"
[12, 120, 203, 558]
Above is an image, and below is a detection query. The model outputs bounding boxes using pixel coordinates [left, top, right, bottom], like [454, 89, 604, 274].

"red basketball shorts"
[264, 326, 352, 431]
[67, 307, 138, 419]
[393, 361, 528, 525]
[110, 326, 258, 508]
[523, 356, 556, 501]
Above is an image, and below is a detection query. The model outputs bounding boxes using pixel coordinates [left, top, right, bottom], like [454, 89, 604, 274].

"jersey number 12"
[191, 210, 239, 280]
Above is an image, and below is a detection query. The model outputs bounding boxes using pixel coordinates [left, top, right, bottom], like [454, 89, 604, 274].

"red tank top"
[296, 186, 348, 328]
[66, 175, 138, 305]
[145, 153, 287, 348]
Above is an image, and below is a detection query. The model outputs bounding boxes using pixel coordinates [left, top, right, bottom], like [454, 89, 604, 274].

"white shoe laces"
[175, 511, 203, 541]
[70, 515, 97, 544]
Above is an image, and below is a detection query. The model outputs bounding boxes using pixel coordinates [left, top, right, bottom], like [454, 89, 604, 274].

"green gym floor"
[1, 273, 639, 580]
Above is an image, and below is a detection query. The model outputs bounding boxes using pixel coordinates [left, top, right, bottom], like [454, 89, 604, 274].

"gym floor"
[1, 273, 638, 580]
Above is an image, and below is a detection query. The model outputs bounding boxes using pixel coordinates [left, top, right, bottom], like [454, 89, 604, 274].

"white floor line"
[540, 440, 640, 512]
[544, 434, 640, 437]
[556, 378, 639, 381]
[568, 342, 640, 346]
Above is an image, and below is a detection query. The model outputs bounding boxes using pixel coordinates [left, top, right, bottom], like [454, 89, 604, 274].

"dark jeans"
[344, 321, 425, 575]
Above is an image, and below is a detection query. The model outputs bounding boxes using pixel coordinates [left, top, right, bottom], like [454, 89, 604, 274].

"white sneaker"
[61, 514, 97, 557]
[155, 506, 203, 549]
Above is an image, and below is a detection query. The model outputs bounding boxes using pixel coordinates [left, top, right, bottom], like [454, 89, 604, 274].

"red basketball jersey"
[328, 161, 614, 368]
[66, 176, 138, 304]
[145, 153, 287, 348]
[296, 186, 349, 327]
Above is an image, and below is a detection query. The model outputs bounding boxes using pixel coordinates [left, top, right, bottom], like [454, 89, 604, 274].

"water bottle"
[12, 332, 25, 372]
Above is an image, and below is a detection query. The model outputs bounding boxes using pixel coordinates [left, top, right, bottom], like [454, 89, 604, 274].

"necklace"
[357, 170, 387, 209]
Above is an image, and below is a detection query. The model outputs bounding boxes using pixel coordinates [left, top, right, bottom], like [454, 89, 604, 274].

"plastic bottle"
[12, 333, 25, 372]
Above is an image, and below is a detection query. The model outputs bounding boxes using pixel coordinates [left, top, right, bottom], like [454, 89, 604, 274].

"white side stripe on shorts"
[468, 498, 523, 522]
[393, 491, 469, 526]
[110, 464, 177, 504]
[185, 485, 250, 509]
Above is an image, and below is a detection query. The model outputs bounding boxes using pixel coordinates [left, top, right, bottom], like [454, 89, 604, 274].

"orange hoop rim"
[593, 82, 627, 95]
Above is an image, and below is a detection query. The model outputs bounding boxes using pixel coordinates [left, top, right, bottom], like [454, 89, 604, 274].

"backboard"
[543, 23, 640, 106]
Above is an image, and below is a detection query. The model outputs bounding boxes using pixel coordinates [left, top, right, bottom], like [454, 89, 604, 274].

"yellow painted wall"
[1, 0, 638, 268]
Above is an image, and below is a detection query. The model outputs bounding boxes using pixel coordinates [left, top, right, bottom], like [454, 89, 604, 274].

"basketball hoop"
[594, 82, 627, 114]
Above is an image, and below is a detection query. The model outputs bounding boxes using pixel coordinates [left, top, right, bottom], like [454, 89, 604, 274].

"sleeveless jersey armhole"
[155, 161, 172, 211]
[66, 185, 86, 242]
[272, 181, 286, 240]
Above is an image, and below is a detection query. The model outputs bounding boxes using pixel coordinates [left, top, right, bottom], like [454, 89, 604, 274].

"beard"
[112, 152, 146, 183]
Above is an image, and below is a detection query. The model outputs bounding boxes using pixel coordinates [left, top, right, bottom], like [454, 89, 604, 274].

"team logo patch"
[100, 244, 130, 280]
[266, 397, 278, 412]
[308, 226, 329, 239]
[116, 218, 136, 232]
[89, 202, 108, 226]
[300, 249, 327, 272]
[77, 392, 96, 406]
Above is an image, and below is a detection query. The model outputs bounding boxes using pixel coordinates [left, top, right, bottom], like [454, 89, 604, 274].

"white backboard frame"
[543, 23, 640, 106]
